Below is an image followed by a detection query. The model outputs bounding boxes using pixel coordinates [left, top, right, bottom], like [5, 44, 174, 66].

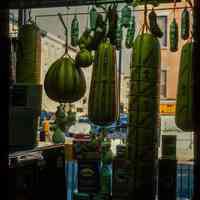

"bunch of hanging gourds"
[169, 0, 192, 52]
[75, 4, 123, 126]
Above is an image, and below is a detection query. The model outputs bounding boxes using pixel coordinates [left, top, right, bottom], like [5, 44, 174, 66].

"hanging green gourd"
[125, 15, 136, 49]
[44, 13, 86, 103]
[75, 44, 93, 68]
[79, 28, 93, 51]
[90, 6, 97, 31]
[170, 2, 179, 52]
[107, 3, 118, 46]
[148, 8, 163, 38]
[71, 14, 79, 47]
[175, 41, 193, 131]
[170, 18, 178, 52]
[181, 7, 190, 40]
[88, 39, 119, 126]
[90, 13, 107, 50]
[121, 5, 132, 28]
[116, 18, 123, 50]
[16, 22, 41, 84]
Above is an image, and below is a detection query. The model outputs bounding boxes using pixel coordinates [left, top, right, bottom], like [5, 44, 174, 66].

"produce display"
[181, 7, 190, 40]
[16, 22, 41, 84]
[148, 8, 163, 38]
[175, 41, 193, 131]
[88, 40, 119, 126]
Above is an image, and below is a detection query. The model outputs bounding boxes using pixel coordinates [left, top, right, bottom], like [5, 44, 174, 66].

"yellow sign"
[160, 103, 176, 115]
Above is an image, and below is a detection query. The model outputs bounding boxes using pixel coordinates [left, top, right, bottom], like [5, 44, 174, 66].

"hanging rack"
[34, 4, 193, 24]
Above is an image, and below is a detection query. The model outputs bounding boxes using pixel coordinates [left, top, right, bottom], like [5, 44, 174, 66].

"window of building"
[157, 16, 168, 48]
[160, 70, 167, 98]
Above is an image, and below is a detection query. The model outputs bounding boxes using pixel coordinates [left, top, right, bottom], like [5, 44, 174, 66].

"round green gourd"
[44, 55, 86, 103]
[170, 18, 179, 52]
[181, 7, 190, 40]
[71, 15, 79, 47]
[75, 48, 93, 68]
[175, 42, 193, 131]
[88, 40, 119, 126]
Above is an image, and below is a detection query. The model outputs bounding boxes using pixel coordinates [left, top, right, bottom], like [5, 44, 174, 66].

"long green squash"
[170, 18, 179, 52]
[175, 42, 193, 131]
[128, 33, 161, 199]
[88, 40, 119, 126]
[16, 23, 41, 84]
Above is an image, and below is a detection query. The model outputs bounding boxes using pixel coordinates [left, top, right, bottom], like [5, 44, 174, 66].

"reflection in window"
[160, 70, 167, 98]
[157, 16, 168, 47]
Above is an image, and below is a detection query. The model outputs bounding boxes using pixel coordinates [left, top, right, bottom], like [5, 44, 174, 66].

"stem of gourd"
[58, 13, 68, 54]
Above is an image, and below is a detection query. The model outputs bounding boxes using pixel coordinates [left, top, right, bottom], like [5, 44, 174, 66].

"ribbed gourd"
[88, 40, 119, 126]
[71, 15, 79, 47]
[16, 22, 41, 84]
[175, 42, 193, 131]
[148, 8, 163, 38]
[170, 18, 179, 52]
[125, 15, 136, 49]
[181, 7, 190, 40]
[44, 54, 86, 103]
[90, 6, 97, 31]
[116, 18, 123, 50]
[121, 5, 132, 28]
[128, 33, 161, 199]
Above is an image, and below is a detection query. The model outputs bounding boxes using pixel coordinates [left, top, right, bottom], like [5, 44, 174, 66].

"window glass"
[160, 70, 167, 98]
[157, 16, 168, 47]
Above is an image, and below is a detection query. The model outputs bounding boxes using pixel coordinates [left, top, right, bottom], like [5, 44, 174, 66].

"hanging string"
[28, 9, 33, 23]
[141, 2, 149, 34]
[173, 0, 177, 19]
